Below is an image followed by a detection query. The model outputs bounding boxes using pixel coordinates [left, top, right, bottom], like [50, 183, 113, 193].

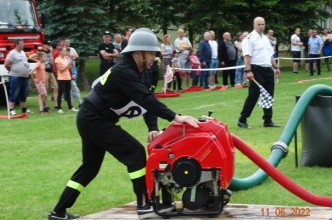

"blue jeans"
[9, 76, 29, 103]
[200, 63, 210, 88]
[235, 58, 244, 84]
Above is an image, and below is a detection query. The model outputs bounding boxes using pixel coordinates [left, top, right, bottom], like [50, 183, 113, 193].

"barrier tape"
[277, 55, 332, 61]
[171, 55, 332, 72]
[172, 65, 245, 72]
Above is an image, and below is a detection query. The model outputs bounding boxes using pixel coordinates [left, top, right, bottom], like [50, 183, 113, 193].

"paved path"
[79, 202, 332, 220]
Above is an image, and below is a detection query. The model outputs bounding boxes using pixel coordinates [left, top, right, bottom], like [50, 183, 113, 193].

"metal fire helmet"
[121, 28, 161, 53]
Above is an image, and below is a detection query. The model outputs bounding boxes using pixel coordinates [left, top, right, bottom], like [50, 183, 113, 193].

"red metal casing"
[146, 118, 235, 199]
[0, 0, 44, 63]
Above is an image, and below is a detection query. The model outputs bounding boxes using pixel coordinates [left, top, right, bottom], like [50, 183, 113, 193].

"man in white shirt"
[237, 17, 280, 129]
[209, 30, 218, 88]
[174, 28, 192, 88]
[291, 28, 303, 73]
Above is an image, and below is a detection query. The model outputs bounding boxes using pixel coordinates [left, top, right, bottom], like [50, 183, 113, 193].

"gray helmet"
[121, 28, 161, 53]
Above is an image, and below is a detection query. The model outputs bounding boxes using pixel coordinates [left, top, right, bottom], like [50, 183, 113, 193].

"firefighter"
[48, 28, 199, 220]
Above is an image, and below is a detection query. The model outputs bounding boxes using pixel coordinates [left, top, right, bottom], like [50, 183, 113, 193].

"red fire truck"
[0, 0, 44, 105]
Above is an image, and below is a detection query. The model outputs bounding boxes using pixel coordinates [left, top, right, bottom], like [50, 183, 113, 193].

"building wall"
[321, 5, 332, 29]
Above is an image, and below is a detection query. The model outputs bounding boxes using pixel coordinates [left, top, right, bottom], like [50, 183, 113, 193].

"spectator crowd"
[3, 25, 332, 116]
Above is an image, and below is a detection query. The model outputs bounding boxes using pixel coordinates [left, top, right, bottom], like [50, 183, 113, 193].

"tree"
[270, 0, 332, 43]
[230, 0, 332, 44]
[37, 0, 109, 89]
[97, 0, 154, 34]
[148, 0, 189, 35]
[35, 0, 332, 88]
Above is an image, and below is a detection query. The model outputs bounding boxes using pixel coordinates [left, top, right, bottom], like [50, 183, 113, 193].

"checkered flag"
[253, 79, 274, 109]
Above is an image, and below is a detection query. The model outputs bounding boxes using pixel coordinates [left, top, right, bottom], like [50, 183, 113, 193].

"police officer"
[48, 28, 199, 220]
[98, 31, 119, 76]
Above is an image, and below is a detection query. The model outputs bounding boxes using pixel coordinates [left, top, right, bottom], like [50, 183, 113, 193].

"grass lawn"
[1, 61, 332, 220]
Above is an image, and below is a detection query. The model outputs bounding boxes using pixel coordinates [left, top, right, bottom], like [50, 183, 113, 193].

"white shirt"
[242, 30, 274, 67]
[291, 34, 301, 51]
[209, 40, 218, 59]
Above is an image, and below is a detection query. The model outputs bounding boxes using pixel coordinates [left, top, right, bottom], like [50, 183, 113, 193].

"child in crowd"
[30, 52, 49, 113]
[69, 57, 83, 108]
[189, 49, 201, 86]
[171, 50, 183, 91]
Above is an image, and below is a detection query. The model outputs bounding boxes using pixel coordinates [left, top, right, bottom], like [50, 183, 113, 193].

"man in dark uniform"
[98, 31, 119, 76]
[48, 28, 199, 220]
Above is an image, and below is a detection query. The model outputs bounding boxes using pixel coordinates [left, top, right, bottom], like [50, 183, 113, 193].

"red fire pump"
[146, 114, 234, 217]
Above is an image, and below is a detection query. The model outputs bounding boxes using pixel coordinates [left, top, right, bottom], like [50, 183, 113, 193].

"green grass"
[1, 63, 332, 220]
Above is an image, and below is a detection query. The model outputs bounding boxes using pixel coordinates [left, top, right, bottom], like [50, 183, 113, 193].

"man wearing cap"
[98, 31, 119, 76]
[43, 40, 58, 109]
[48, 28, 199, 220]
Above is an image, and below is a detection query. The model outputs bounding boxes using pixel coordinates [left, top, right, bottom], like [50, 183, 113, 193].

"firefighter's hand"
[147, 130, 159, 142]
[174, 115, 200, 128]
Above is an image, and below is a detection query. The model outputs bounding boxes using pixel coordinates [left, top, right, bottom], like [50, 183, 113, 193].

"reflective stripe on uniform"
[128, 167, 146, 179]
[67, 180, 84, 192]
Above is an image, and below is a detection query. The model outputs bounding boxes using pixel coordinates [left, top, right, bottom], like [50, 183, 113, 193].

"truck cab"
[0, 0, 44, 105]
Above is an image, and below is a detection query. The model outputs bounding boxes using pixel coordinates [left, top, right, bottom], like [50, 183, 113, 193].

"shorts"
[35, 82, 47, 96]
[180, 58, 190, 73]
[45, 71, 58, 90]
[210, 58, 218, 74]
[292, 51, 301, 63]
[304, 52, 310, 63]
[9, 76, 29, 103]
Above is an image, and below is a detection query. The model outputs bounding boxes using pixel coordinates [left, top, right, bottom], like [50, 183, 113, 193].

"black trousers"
[99, 61, 114, 76]
[172, 71, 182, 90]
[53, 102, 147, 214]
[222, 60, 236, 86]
[57, 80, 73, 110]
[239, 65, 275, 123]
[309, 54, 321, 75]
[191, 70, 199, 86]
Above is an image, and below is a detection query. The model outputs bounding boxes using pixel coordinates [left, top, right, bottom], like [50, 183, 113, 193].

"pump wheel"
[182, 187, 209, 210]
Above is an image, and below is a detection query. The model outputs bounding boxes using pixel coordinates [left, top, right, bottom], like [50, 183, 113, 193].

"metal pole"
[3, 82, 10, 119]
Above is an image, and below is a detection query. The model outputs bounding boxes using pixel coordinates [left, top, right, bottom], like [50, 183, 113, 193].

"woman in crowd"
[55, 47, 78, 113]
[161, 34, 173, 89]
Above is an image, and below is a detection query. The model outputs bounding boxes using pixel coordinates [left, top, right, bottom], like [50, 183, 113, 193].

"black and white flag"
[253, 79, 274, 109]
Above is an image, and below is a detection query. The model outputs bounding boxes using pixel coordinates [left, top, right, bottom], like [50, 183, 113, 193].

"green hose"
[229, 84, 332, 190]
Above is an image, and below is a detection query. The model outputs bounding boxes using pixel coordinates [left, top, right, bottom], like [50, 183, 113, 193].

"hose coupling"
[271, 141, 289, 156]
